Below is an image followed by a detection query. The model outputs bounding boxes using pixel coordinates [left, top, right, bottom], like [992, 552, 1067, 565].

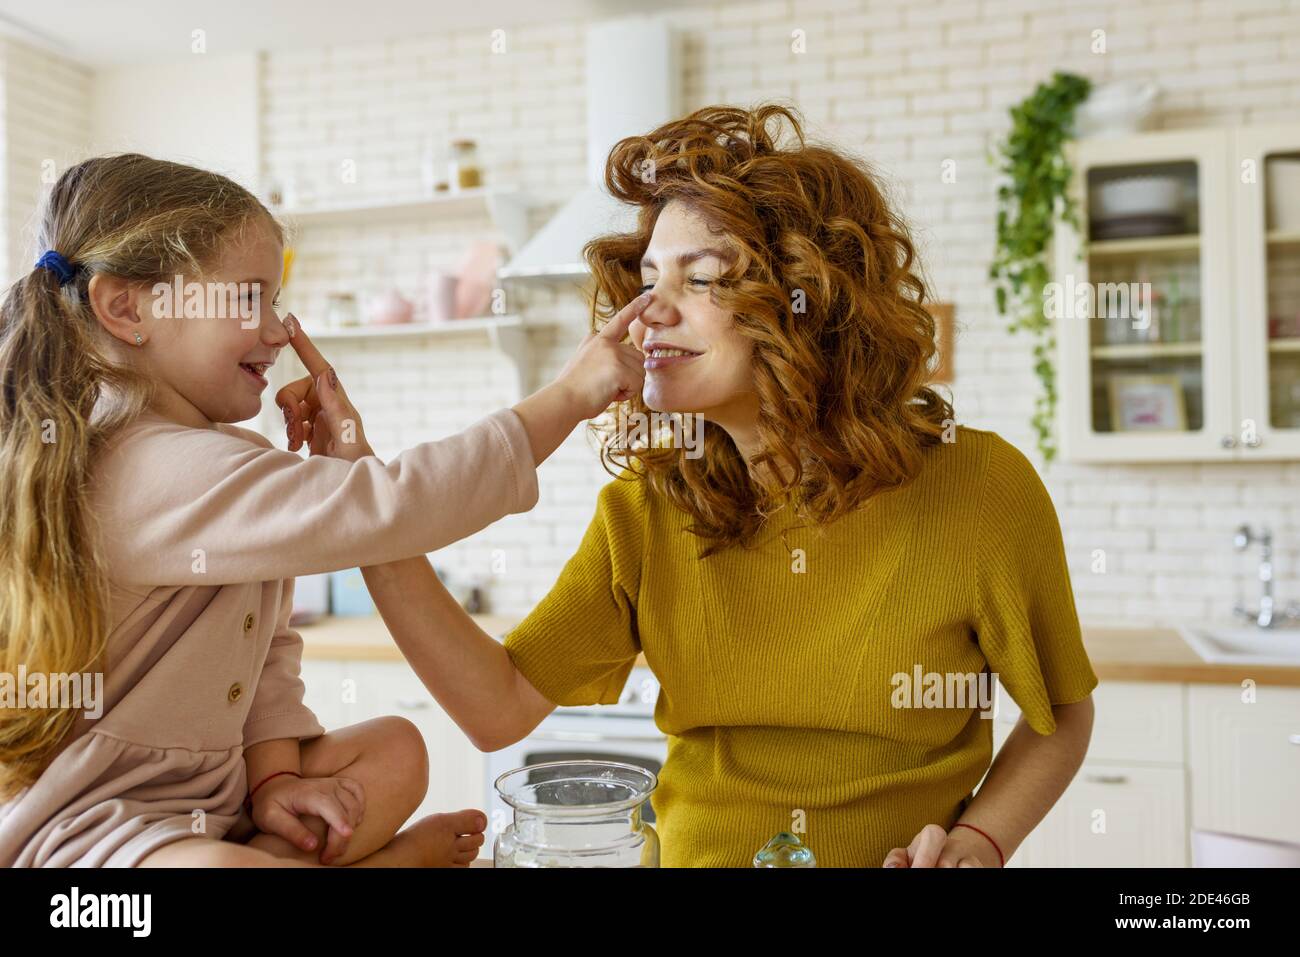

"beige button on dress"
[0, 406, 538, 867]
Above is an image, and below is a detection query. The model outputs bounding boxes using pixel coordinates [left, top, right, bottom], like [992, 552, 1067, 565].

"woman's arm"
[360, 557, 554, 750]
[355, 379, 609, 748]
[884, 695, 1094, 867]
[952, 695, 1093, 864]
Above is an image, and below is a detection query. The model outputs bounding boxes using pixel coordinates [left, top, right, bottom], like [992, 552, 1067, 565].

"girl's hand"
[275, 315, 374, 461]
[882, 823, 1002, 868]
[250, 773, 366, 865]
[551, 292, 652, 419]
[248, 774, 366, 863]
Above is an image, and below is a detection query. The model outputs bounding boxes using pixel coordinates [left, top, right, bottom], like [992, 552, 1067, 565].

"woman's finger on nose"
[283, 314, 333, 379]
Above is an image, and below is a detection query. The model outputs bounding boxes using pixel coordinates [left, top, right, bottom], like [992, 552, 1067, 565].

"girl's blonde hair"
[0, 154, 280, 798]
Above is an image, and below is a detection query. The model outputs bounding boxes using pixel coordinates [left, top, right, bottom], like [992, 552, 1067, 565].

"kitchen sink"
[1178, 625, 1300, 666]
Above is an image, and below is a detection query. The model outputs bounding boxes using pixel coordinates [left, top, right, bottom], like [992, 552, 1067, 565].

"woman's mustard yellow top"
[503, 426, 1098, 867]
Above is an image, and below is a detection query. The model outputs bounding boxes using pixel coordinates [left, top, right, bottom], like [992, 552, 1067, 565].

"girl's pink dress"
[0, 407, 538, 866]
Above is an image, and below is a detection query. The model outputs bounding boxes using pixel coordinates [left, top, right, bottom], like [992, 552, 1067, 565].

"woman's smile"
[643, 345, 703, 370]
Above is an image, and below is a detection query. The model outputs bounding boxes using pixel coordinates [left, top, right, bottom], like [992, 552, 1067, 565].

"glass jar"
[325, 292, 359, 328]
[448, 138, 482, 192]
[493, 760, 659, 868]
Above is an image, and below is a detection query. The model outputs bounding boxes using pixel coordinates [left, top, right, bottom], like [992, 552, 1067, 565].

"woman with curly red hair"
[355, 103, 1098, 867]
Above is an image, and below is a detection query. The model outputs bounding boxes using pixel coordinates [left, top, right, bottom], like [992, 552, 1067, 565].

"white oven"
[483, 666, 667, 847]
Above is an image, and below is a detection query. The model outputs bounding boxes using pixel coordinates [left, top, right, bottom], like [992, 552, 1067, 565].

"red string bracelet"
[952, 822, 1005, 867]
[244, 770, 301, 813]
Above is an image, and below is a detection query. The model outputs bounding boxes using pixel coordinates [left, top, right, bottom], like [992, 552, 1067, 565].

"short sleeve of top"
[503, 471, 645, 707]
[972, 435, 1098, 735]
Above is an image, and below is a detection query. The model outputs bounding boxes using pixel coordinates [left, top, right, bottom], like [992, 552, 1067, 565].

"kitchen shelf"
[1266, 229, 1300, 245]
[273, 187, 530, 251]
[1091, 341, 1204, 360]
[304, 315, 538, 339]
[1085, 233, 1201, 257]
[295, 315, 556, 401]
[1268, 337, 1300, 353]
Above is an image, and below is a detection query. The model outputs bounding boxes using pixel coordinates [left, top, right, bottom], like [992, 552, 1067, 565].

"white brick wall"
[9, 1, 1300, 627]
[255, 0, 1300, 625]
[0, 38, 92, 282]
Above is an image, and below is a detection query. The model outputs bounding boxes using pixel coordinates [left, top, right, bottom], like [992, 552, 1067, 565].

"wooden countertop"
[1077, 626, 1300, 686]
[296, 614, 1300, 686]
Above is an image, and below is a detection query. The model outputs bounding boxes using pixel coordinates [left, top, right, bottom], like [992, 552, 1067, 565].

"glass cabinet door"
[1056, 130, 1235, 462]
[1235, 126, 1300, 460]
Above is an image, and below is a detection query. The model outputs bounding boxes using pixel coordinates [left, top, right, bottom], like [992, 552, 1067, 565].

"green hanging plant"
[989, 71, 1092, 462]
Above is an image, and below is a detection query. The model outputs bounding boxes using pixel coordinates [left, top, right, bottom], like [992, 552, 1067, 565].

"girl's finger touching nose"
[597, 292, 653, 341]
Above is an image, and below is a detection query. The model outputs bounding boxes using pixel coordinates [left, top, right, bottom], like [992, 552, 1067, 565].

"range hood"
[498, 18, 679, 280]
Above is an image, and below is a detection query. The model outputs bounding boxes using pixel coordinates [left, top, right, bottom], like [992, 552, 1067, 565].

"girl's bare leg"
[247, 715, 428, 864]
[137, 812, 485, 867]
[138, 715, 486, 868]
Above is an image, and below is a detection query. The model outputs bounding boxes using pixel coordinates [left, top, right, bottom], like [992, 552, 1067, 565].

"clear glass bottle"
[753, 831, 817, 867]
[494, 761, 659, 868]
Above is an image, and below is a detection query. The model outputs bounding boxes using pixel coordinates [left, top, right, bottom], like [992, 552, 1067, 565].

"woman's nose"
[639, 292, 679, 326]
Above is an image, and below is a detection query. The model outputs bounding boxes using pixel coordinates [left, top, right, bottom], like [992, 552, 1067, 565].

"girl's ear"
[86, 273, 147, 346]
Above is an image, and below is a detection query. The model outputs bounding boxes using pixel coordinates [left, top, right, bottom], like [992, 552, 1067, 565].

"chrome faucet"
[1232, 524, 1300, 629]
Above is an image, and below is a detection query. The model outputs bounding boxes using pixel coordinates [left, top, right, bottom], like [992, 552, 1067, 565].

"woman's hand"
[882, 822, 1003, 868]
[275, 314, 374, 461]
[250, 773, 366, 865]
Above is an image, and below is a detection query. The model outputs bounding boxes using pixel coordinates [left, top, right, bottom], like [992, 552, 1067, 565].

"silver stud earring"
[134, 333, 143, 346]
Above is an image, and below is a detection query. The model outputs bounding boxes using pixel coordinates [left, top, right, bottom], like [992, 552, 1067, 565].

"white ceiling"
[0, 0, 701, 67]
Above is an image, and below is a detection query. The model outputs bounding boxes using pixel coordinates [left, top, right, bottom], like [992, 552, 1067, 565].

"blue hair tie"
[35, 249, 77, 286]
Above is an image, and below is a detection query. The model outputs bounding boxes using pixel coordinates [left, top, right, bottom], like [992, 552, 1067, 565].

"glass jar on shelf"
[447, 138, 482, 192]
[325, 292, 360, 328]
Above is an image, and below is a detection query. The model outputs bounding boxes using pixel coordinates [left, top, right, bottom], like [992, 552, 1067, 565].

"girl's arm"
[317, 294, 654, 749]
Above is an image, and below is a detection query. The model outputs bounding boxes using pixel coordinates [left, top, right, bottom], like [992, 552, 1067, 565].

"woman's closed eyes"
[639, 277, 715, 294]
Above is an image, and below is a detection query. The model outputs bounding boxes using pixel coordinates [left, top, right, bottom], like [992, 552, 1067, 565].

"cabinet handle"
[1084, 773, 1129, 785]
[1288, 734, 1300, 746]
[1244, 435, 1262, 448]
[396, 697, 431, 710]
[1220, 435, 1237, 449]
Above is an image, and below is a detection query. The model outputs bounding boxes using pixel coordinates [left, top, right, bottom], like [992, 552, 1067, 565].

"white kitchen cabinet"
[1188, 683, 1300, 845]
[989, 680, 1188, 867]
[1234, 126, 1300, 459]
[299, 659, 346, 731]
[298, 658, 487, 827]
[1013, 764, 1188, 868]
[1054, 125, 1300, 462]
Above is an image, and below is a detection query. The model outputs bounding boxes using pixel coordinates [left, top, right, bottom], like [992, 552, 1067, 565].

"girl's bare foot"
[384, 810, 487, 867]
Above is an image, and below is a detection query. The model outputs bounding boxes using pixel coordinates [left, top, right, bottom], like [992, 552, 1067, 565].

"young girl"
[0, 153, 649, 867]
